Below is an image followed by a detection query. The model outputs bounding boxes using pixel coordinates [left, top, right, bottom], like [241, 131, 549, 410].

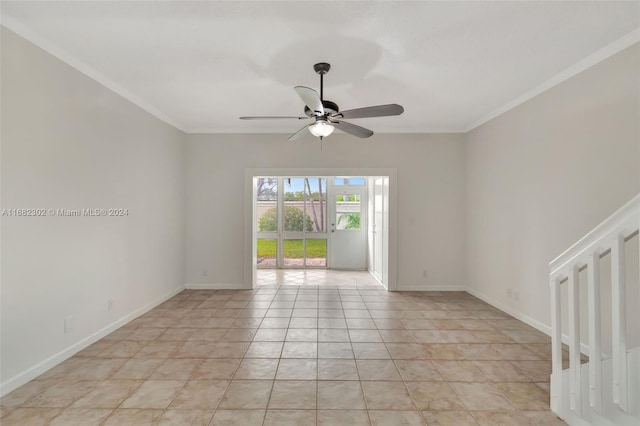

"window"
[284, 177, 326, 233]
[256, 177, 278, 233]
[334, 177, 365, 186]
[335, 194, 361, 230]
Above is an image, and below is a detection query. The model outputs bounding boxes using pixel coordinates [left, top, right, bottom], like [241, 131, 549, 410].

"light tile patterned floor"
[0, 277, 567, 425]
[257, 269, 382, 288]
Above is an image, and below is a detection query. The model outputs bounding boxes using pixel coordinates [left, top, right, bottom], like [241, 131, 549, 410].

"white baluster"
[587, 251, 602, 413]
[568, 265, 581, 414]
[550, 276, 563, 416]
[611, 233, 628, 412]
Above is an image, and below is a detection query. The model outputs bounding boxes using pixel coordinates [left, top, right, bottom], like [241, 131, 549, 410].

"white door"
[372, 178, 384, 280]
[329, 185, 367, 270]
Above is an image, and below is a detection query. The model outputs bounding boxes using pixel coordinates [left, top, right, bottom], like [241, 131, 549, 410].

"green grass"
[257, 239, 277, 257]
[257, 239, 326, 258]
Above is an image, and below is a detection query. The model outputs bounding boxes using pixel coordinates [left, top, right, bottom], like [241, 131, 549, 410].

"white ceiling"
[2, 1, 639, 133]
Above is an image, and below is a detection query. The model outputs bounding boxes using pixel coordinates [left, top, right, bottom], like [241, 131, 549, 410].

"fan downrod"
[313, 62, 330, 75]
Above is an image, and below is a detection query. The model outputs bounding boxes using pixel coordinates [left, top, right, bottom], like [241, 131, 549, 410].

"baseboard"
[0, 285, 185, 397]
[398, 284, 469, 292]
[465, 286, 591, 355]
[367, 269, 387, 290]
[464, 286, 551, 335]
[185, 283, 247, 290]
[389, 283, 585, 354]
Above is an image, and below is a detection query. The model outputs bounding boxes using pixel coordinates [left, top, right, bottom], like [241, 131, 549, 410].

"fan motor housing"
[313, 62, 331, 75]
[305, 100, 339, 117]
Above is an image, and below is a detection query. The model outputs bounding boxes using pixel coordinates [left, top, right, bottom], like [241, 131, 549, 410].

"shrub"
[259, 206, 313, 232]
[338, 213, 361, 230]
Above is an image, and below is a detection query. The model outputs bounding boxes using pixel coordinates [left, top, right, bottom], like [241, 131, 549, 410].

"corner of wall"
[0, 285, 185, 397]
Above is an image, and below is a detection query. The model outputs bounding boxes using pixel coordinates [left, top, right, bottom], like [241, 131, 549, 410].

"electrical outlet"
[203, 269, 208, 277]
[64, 316, 74, 333]
[108, 299, 114, 311]
[422, 269, 428, 279]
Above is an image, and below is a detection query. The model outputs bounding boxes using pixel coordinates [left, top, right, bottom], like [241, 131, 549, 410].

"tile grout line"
[4, 283, 559, 426]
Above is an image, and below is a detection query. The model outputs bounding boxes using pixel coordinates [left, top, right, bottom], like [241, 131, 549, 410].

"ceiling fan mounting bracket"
[313, 62, 331, 75]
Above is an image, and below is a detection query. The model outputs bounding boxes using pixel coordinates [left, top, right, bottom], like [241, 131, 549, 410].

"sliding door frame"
[245, 168, 397, 290]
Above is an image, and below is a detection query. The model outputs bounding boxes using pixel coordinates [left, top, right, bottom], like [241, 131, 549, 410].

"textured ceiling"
[2, 1, 639, 133]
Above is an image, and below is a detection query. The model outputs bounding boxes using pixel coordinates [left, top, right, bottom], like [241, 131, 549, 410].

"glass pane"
[334, 177, 365, 186]
[283, 239, 304, 267]
[305, 239, 326, 267]
[283, 178, 307, 232]
[336, 194, 361, 230]
[256, 177, 278, 232]
[283, 177, 326, 233]
[304, 177, 326, 233]
[257, 238, 277, 267]
[284, 178, 305, 201]
[347, 177, 366, 185]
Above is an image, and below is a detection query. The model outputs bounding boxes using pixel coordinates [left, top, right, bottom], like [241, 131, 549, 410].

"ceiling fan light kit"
[240, 62, 404, 140]
[309, 118, 335, 138]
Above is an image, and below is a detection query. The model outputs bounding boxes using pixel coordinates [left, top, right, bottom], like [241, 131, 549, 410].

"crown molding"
[465, 28, 640, 133]
[3, 12, 637, 136]
[1, 15, 186, 132]
[185, 127, 465, 134]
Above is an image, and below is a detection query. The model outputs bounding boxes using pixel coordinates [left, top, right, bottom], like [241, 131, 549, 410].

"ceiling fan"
[240, 62, 404, 140]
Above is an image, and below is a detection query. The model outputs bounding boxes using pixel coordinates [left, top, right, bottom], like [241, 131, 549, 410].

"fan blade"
[333, 120, 374, 138]
[294, 86, 324, 115]
[240, 116, 309, 120]
[288, 124, 310, 141]
[335, 104, 404, 119]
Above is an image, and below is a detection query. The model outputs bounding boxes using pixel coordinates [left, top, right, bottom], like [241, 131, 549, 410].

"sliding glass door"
[256, 177, 328, 268]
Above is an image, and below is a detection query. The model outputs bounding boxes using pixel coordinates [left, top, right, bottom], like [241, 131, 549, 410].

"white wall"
[0, 28, 186, 394]
[465, 43, 640, 333]
[186, 133, 466, 291]
[3, 16, 637, 400]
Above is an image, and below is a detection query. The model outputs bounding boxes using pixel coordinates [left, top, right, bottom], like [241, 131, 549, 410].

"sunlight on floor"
[257, 269, 383, 288]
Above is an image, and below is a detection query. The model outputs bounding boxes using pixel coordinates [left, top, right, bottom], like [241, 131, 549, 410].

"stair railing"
[549, 193, 639, 419]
